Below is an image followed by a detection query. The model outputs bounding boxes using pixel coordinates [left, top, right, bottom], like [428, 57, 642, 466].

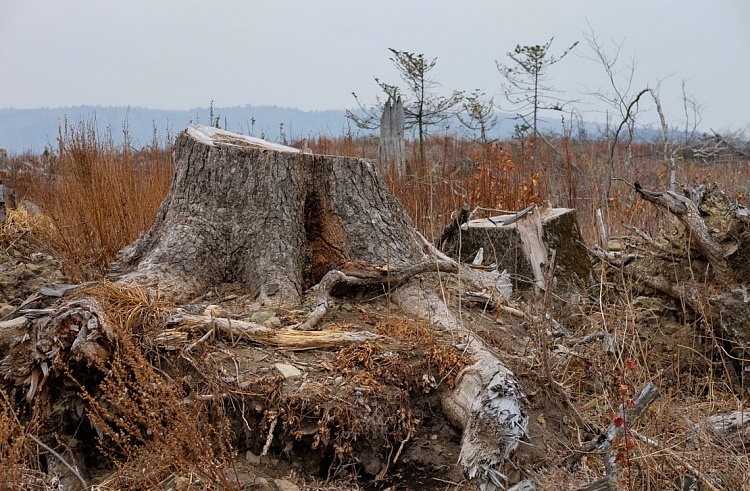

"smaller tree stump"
[442, 205, 591, 290]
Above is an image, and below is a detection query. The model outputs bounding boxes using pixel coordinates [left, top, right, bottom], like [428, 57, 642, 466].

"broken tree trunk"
[378, 96, 406, 176]
[442, 204, 591, 291]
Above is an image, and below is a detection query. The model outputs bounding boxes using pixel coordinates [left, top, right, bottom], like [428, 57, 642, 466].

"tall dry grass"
[9, 122, 746, 280]
[309, 132, 749, 245]
[20, 119, 173, 280]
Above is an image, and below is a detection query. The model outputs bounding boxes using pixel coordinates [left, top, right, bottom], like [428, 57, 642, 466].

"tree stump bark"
[112, 124, 424, 305]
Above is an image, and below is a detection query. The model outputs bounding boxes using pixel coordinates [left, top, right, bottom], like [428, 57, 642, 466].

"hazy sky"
[1, 1, 748, 133]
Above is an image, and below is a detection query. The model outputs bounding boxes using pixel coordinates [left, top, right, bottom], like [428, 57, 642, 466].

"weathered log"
[392, 283, 529, 491]
[688, 408, 750, 451]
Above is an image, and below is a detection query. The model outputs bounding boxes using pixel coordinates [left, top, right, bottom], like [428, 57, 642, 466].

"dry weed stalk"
[65, 283, 234, 490]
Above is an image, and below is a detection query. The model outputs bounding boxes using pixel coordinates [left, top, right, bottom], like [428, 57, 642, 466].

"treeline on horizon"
[0, 103, 702, 156]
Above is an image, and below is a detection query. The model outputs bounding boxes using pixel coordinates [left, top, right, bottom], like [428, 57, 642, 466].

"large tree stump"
[112, 124, 424, 305]
[3, 125, 529, 490]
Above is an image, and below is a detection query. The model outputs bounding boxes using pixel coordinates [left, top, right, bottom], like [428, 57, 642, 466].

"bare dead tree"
[379, 95, 406, 175]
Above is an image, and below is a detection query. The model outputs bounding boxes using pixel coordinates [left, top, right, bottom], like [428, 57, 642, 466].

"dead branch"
[297, 259, 458, 331]
[436, 203, 471, 249]
[179, 315, 400, 351]
[711, 129, 749, 158]
[27, 434, 89, 490]
[634, 182, 732, 284]
[566, 382, 660, 470]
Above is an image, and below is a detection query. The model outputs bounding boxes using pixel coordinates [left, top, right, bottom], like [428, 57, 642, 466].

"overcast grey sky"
[1, 0, 748, 134]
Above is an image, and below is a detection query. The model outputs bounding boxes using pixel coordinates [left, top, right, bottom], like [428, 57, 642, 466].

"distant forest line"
[0, 104, 675, 155]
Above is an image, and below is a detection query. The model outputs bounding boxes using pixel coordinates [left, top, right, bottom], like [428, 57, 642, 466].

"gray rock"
[273, 363, 302, 380]
[251, 310, 275, 323]
[263, 316, 281, 328]
[255, 477, 272, 491]
[274, 479, 300, 491]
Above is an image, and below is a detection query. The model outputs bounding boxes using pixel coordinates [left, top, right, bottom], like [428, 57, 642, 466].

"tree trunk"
[112, 124, 423, 305]
[442, 204, 592, 291]
[378, 96, 406, 176]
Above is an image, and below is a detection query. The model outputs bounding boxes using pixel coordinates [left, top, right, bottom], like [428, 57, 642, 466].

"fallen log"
[688, 408, 750, 452]
[392, 283, 529, 491]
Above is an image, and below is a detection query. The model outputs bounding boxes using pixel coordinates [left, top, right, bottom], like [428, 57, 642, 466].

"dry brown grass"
[72, 282, 234, 490]
[14, 118, 173, 280]
[308, 132, 750, 247]
[2, 125, 749, 489]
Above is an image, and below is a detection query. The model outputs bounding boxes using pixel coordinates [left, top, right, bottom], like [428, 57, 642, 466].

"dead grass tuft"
[0, 205, 60, 257]
[61, 283, 234, 490]
[374, 316, 436, 346]
[20, 117, 172, 280]
[422, 346, 471, 390]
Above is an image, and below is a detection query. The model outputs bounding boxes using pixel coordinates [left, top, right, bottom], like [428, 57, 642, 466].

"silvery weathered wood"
[379, 96, 406, 175]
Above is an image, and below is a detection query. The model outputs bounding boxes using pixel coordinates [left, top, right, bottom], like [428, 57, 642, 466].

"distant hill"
[1, 104, 679, 155]
[0, 105, 359, 154]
